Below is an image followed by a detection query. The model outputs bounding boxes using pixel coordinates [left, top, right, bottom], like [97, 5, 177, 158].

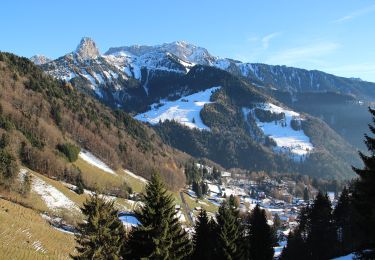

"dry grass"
[182, 192, 219, 214]
[0, 199, 75, 259]
[74, 158, 125, 191]
[118, 170, 146, 194]
[2, 167, 86, 223]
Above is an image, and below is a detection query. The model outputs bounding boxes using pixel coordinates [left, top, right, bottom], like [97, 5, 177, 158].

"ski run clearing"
[79, 150, 116, 175]
[31, 174, 80, 212]
[135, 87, 220, 130]
[243, 103, 314, 161]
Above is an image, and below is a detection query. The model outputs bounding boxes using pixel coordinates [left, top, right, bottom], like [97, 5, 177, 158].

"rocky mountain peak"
[30, 54, 51, 65]
[75, 37, 100, 60]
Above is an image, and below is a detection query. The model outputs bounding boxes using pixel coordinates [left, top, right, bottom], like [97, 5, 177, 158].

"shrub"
[57, 143, 80, 162]
[0, 149, 18, 185]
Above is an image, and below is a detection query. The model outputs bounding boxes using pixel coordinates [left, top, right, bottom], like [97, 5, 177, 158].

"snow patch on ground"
[207, 183, 221, 194]
[32, 176, 80, 212]
[135, 86, 220, 130]
[274, 240, 287, 258]
[123, 169, 148, 183]
[176, 211, 186, 223]
[79, 150, 116, 175]
[243, 103, 313, 161]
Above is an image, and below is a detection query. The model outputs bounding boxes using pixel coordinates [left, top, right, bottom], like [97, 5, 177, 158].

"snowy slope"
[79, 150, 116, 175]
[135, 87, 220, 130]
[243, 103, 313, 161]
[38, 38, 375, 104]
[32, 175, 80, 212]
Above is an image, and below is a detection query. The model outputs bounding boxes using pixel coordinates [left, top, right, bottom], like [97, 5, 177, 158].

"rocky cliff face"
[30, 55, 51, 65]
[75, 37, 100, 60]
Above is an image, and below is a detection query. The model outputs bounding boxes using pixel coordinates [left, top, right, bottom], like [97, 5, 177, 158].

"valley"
[0, 34, 373, 260]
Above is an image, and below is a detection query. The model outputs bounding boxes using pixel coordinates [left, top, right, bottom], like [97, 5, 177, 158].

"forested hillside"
[0, 52, 188, 190]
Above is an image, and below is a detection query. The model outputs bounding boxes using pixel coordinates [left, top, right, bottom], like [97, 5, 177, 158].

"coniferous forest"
[73, 108, 375, 260]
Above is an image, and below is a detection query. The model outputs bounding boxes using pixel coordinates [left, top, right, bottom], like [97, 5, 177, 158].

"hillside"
[0, 52, 189, 190]
[0, 198, 76, 259]
[144, 66, 359, 180]
[33, 38, 364, 181]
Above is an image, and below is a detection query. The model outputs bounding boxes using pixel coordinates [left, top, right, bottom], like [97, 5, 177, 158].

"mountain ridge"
[27, 38, 368, 181]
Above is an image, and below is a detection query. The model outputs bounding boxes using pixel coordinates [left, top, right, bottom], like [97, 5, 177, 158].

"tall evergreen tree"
[280, 206, 310, 260]
[333, 187, 356, 255]
[192, 181, 202, 198]
[280, 231, 306, 260]
[273, 213, 282, 231]
[73, 194, 125, 260]
[306, 192, 336, 259]
[192, 209, 215, 260]
[352, 107, 375, 249]
[214, 201, 242, 260]
[303, 187, 310, 202]
[247, 204, 275, 260]
[123, 172, 192, 259]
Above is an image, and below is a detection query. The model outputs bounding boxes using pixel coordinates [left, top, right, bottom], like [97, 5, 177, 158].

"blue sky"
[1, 0, 375, 81]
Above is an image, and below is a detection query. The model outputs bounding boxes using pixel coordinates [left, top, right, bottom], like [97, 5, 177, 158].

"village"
[178, 163, 336, 240]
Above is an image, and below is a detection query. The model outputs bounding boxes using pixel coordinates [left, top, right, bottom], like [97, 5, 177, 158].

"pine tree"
[123, 172, 192, 259]
[73, 194, 125, 260]
[21, 172, 32, 197]
[75, 172, 85, 195]
[306, 192, 336, 259]
[333, 187, 356, 255]
[280, 231, 306, 260]
[192, 209, 215, 259]
[273, 213, 282, 230]
[201, 182, 208, 195]
[193, 181, 202, 198]
[352, 107, 375, 249]
[247, 204, 275, 260]
[280, 206, 310, 260]
[214, 201, 242, 260]
[228, 195, 240, 210]
[303, 187, 309, 202]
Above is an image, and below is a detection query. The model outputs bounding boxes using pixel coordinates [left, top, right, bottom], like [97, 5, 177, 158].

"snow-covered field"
[135, 87, 220, 130]
[207, 183, 221, 194]
[32, 175, 80, 212]
[243, 103, 313, 161]
[79, 150, 116, 175]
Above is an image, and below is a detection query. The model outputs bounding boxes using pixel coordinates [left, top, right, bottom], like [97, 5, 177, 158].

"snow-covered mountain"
[29, 38, 366, 180]
[35, 37, 375, 106]
[30, 54, 52, 65]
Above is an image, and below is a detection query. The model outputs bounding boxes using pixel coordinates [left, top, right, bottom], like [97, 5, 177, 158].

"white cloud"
[261, 32, 282, 49]
[266, 42, 339, 66]
[333, 4, 375, 23]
